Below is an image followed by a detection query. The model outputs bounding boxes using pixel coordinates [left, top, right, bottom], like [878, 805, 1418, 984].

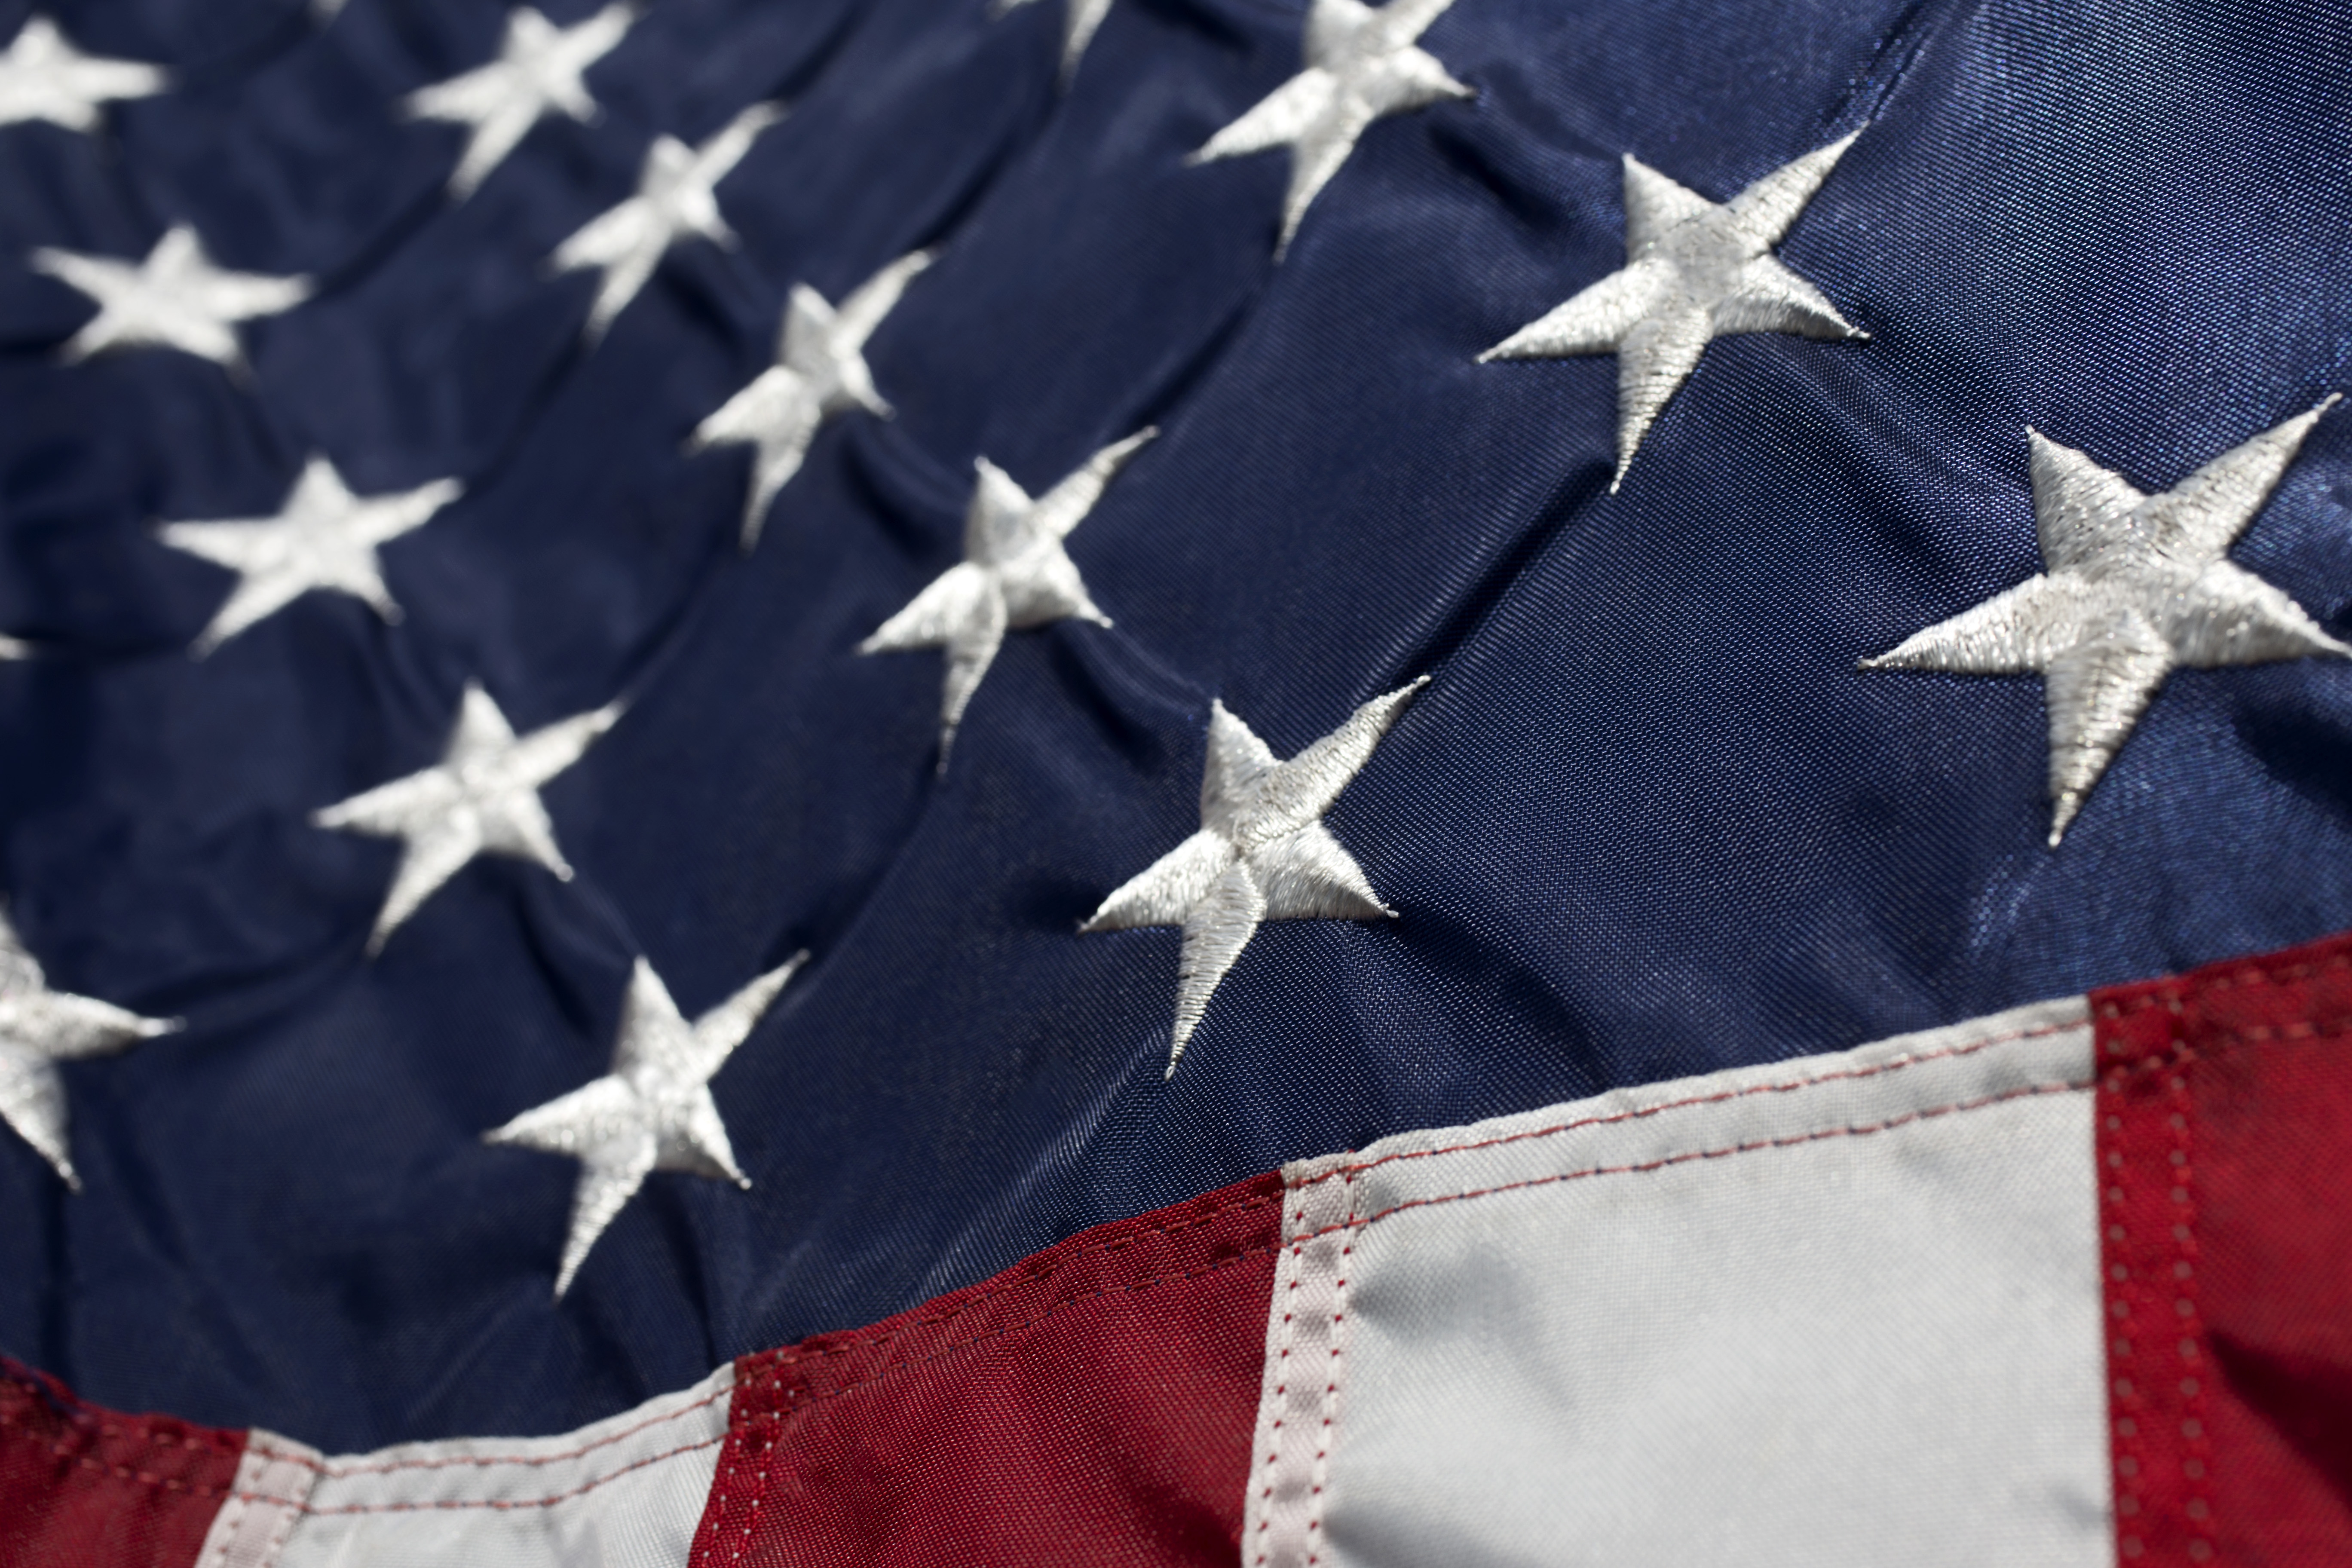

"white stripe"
[1247, 996, 2113, 1568]
[197, 1433, 320, 1568]
[217, 1361, 733, 1568]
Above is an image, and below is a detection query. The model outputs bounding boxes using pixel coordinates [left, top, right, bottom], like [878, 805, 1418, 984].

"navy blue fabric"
[2, 0, 2349, 1450]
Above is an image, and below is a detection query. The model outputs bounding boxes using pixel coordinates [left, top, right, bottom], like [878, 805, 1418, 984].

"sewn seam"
[2097, 950, 2352, 1015]
[1302, 1177, 1355, 1566]
[231, 1433, 724, 1516]
[1304, 1017, 2082, 1185]
[1293, 1077, 2091, 1245]
[251, 1384, 731, 1480]
[1251, 1220, 1311, 1565]
[0, 1406, 237, 1498]
[707, 1239, 1276, 1567]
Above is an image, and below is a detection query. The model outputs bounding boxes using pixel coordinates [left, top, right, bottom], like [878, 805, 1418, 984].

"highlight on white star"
[312, 682, 622, 952]
[551, 99, 783, 342]
[690, 248, 934, 551]
[860, 429, 1155, 763]
[404, 3, 635, 199]
[160, 456, 462, 656]
[1083, 677, 1425, 1076]
[1480, 132, 1867, 490]
[31, 224, 312, 369]
[0, 14, 164, 132]
[486, 951, 803, 1297]
[1189, 0, 1470, 258]
[1862, 397, 2349, 846]
[0, 908, 179, 1189]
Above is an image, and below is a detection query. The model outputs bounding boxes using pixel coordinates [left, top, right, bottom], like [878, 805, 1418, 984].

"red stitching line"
[737, 1241, 1280, 1423]
[1289, 1078, 2092, 1245]
[1302, 1018, 2085, 1186]
[234, 1433, 726, 1516]
[2094, 950, 2352, 1023]
[744, 1191, 1278, 1385]
[258, 1384, 733, 1478]
[0, 1402, 238, 1498]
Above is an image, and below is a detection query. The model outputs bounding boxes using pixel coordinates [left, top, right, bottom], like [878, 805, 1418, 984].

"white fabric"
[1245, 997, 2113, 1568]
[219, 1361, 732, 1568]
[198, 1434, 320, 1568]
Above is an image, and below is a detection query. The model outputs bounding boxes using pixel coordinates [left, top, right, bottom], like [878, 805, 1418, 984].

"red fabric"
[692, 1172, 1284, 1567]
[2095, 930, 2352, 1567]
[0, 1357, 243, 1568]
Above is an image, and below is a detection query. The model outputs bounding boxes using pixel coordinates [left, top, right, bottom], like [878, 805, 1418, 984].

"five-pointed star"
[690, 249, 934, 550]
[552, 101, 782, 341]
[0, 910, 177, 1189]
[0, 15, 164, 132]
[312, 683, 622, 951]
[1083, 678, 1424, 1075]
[861, 429, 1154, 760]
[1863, 398, 2349, 845]
[1191, 0, 1470, 258]
[404, 4, 633, 199]
[486, 952, 801, 1296]
[161, 456, 461, 656]
[993, 0, 1115, 87]
[1480, 133, 1865, 490]
[31, 224, 311, 368]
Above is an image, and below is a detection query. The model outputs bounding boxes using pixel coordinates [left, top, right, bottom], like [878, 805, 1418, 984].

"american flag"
[3, 0, 2349, 1562]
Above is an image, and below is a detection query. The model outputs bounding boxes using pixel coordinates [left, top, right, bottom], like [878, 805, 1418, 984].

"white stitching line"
[230, 1433, 725, 1516]
[263, 1381, 730, 1482]
[1298, 1016, 2086, 1188]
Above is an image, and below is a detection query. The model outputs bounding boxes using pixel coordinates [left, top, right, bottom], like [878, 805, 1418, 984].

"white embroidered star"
[860, 429, 1154, 760]
[0, 15, 163, 132]
[1190, 0, 1470, 258]
[1083, 679, 1424, 1076]
[1480, 132, 1865, 489]
[160, 456, 461, 656]
[486, 952, 801, 1297]
[552, 101, 782, 341]
[0, 910, 177, 1189]
[690, 249, 933, 550]
[993, 0, 1115, 87]
[312, 683, 621, 951]
[404, 4, 633, 199]
[31, 225, 311, 368]
[1863, 398, 2349, 845]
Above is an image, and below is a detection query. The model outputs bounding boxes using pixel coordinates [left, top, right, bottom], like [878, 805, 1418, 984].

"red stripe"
[0, 1358, 243, 1568]
[2094, 930, 2352, 1566]
[692, 1172, 1284, 1567]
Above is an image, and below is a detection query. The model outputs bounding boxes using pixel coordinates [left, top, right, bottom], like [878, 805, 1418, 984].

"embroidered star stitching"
[486, 953, 802, 1296]
[0, 15, 163, 132]
[1481, 134, 1866, 489]
[32, 225, 311, 368]
[404, 4, 634, 199]
[1083, 679, 1425, 1075]
[161, 456, 462, 655]
[0, 911, 178, 1189]
[312, 683, 622, 951]
[551, 101, 782, 341]
[993, 0, 1115, 87]
[1862, 398, 2349, 844]
[691, 250, 934, 550]
[860, 430, 1155, 762]
[1190, 0, 1471, 258]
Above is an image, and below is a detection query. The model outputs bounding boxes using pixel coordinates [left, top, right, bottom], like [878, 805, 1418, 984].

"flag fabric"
[3, 0, 2352, 1562]
[8, 931, 2352, 1565]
